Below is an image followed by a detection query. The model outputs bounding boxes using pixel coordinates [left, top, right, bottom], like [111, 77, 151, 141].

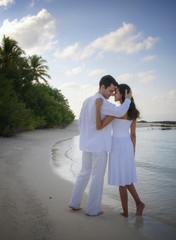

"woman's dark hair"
[119, 84, 140, 120]
[99, 75, 119, 88]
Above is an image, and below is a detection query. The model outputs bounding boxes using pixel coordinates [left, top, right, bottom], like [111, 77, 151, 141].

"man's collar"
[96, 92, 105, 99]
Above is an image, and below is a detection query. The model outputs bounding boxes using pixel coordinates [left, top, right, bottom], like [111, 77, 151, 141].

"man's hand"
[125, 89, 132, 99]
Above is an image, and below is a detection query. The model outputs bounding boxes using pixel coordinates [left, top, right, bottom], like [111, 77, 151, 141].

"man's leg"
[86, 151, 107, 216]
[69, 151, 92, 209]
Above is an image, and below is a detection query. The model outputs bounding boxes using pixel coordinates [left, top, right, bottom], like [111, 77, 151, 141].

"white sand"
[0, 121, 148, 240]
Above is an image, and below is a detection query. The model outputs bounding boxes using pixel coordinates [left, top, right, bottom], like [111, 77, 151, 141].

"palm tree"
[0, 35, 25, 67]
[28, 55, 51, 84]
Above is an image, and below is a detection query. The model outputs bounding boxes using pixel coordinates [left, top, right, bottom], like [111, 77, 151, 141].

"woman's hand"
[95, 98, 103, 108]
[95, 97, 114, 130]
[125, 89, 132, 99]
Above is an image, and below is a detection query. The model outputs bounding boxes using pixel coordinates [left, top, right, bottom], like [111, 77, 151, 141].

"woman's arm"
[130, 120, 136, 154]
[95, 98, 115, 130]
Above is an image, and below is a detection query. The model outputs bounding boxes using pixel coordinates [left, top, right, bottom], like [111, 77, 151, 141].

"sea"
[51, 126, 176, 240]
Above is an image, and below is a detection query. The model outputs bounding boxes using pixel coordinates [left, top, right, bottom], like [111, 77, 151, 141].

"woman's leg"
[127, 183, 145, 215]
[119, 186, 128, 217]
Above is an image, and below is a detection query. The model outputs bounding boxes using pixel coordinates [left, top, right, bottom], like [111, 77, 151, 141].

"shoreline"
[0, 121, 147, 240]
[136, 121, 176, 129]
[51, 131, 176, 239]
[0, 121, 175, 239]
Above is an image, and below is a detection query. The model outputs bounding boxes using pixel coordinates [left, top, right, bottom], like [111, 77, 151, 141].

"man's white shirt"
[79, 93, 131, 152]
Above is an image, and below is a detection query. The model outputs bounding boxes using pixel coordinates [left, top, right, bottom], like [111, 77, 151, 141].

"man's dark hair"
[99, 75, 118, 89]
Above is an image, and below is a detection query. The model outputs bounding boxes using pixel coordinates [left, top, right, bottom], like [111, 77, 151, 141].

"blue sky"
[0, 0, 176, 121]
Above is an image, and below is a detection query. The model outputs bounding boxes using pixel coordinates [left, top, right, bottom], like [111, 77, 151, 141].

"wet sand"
[0, 121, 148, 240]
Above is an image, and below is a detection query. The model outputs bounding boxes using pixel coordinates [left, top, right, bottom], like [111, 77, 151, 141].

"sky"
[0, 0, 176, 121]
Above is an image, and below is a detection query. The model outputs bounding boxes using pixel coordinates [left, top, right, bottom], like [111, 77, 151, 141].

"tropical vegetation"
[0, 36, 75, 137]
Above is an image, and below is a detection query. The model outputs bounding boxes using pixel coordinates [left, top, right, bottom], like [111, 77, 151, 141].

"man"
[69, 75, 132, 216]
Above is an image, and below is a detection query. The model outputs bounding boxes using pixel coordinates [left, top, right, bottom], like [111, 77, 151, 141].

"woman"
[95, 84, 145, 217]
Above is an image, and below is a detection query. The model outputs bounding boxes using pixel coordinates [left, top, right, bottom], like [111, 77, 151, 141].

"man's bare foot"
[136, 202, 145, 215]
[69, 206, 82, 211]
[86, 210, 104, 216]
[120, 212, 128, 217]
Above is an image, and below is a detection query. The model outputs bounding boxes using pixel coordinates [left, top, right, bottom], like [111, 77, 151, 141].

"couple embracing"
[69, 75, 145, 217]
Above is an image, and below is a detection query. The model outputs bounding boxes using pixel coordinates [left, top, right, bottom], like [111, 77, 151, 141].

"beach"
[0, 121, 175, 240]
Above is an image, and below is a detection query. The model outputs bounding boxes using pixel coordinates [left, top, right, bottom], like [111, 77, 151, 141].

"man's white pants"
[69, 151, 107, 215]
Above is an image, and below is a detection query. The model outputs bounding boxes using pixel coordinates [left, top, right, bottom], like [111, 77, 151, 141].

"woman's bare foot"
[97, 210, 104, 216]
[86, 210, 104, 216]
[120, 212, 128, 217]
[136, 202, 145, 215]
[69, 206, 82, 211]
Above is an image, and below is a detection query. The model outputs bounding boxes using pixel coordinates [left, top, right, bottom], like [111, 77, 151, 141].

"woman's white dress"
[108, 119, 137, 186]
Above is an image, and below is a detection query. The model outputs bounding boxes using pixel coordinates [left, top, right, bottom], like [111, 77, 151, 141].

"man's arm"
[101, 99, 131, 117]
[101, 89, 132, 117]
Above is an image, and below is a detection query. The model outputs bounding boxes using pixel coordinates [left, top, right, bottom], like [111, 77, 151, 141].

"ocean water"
[51, 127, 176, 239]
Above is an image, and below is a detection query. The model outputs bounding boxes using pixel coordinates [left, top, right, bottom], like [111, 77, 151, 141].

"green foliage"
[0, 36, 75, 136]
[23, 84, 75, 128]
[0, 35, 25, 66]
[0, 74, 35, 136]
[28, 55, 51, 84]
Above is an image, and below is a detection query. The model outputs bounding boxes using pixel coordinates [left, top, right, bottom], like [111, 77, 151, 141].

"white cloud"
[137, 70, 156, 83]
[133, 89, 176, 121]
[131, 87, 139, 96]
[117, 73, 134, 82]
[54, 42, 80, 60]
[149, 90, 176, 120]
[70, 84, 98, 118]
[169, 90, 176, 98]
[29, 0, 35, 8]
[117, 71, 156, 84]
[59, 82, 78, 89]
[0, 0, 14, 7]
[88, 69, 106, 76]
[55, 22, 160, 60]
[153, 90, 176, 103]
[29, 0, 52, 8]
[152, 95, 165, 102]
[0, 9, 57, 55]
[142, 55, 156, 61]
[66, 66, 83, 76]
[57, 82, 98, 118]
[84, 23, 160, 56]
